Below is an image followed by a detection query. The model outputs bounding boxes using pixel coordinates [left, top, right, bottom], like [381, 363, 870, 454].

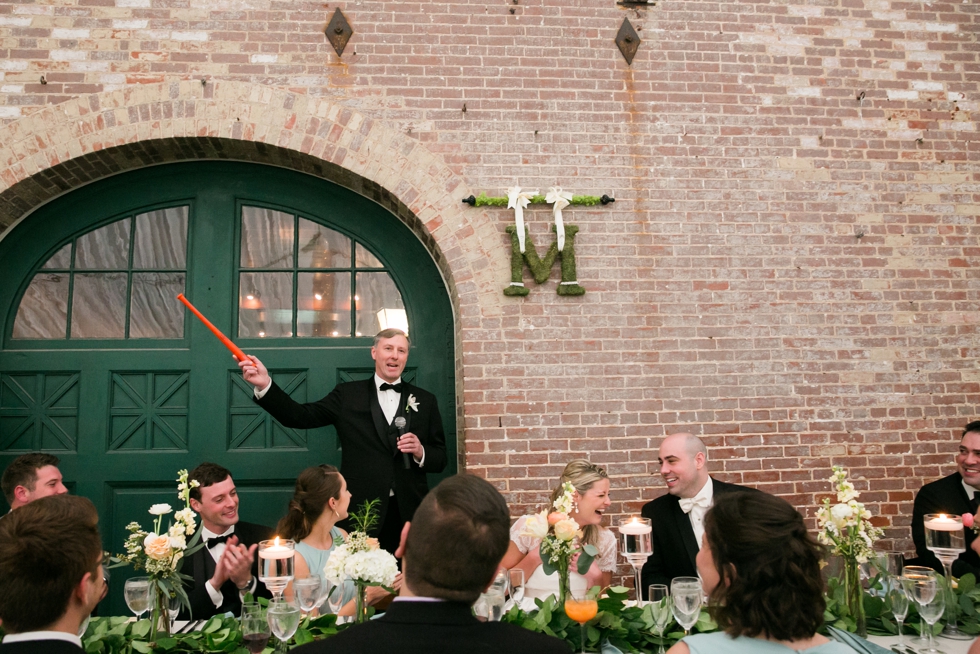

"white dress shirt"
[681, 477, 714, 550]
[2, 631, 83, 647]
[201, 525, 256, 608]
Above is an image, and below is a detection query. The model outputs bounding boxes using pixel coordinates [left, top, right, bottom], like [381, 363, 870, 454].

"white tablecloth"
[868, 634, 973, 654]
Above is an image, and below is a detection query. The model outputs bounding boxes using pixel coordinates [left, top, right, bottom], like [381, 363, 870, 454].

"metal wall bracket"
[615, 18, 641, 65]
[325, 8, 353, 57]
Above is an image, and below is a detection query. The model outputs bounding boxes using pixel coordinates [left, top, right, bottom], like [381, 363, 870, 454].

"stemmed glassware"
[670, 577, 702, 638]
[241, 607, 271, 654]
[918, 579, 946, 654]
[885, 580, 909, 648]
[619, 518, 653, 605]
[123, 577, 151, 621]
[902, 567, 941, 653]
[648, 584, 671, 654]
[258, 538, 296, 602]
[321, 580, 347, 623]
[294, 575, 323, 616]
[509, 569, 525, 607]
[923, 513, 970, 640]
[267, 600, 301, 654]
[564, 590, 599, 654]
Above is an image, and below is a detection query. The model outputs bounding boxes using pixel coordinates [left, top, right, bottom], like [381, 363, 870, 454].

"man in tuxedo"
[912, 420, 980, 576]
[0, 495, 105, 654]
[640, 432, 756, 597]
[1, 452, 68, 511]
[179, 462, 273, 619]
[240, 328, 448, 554]
[292, 474, 570, 654]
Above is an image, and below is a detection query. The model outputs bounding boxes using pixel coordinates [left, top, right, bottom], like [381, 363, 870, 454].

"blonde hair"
[549, 459, 609, 547]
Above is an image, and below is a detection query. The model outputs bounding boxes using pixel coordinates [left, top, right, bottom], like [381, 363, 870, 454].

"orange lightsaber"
[177, 293, 248, 362]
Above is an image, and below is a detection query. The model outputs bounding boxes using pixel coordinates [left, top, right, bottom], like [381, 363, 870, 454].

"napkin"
[826, 626, 894, 654]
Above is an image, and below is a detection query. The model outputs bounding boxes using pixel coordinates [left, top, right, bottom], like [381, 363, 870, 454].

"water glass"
[508, 569, 525, 605]
[648, 584, 671, 654]
[885, 580, 909, 647]
[294, 575, 323, 614]
[474, 590, 505, 621]
[917, 580, 946, 654]
[267, 600, 301, 653]
[902, 566, 938, 649]
[670, 577, 702, 637]
[124, 577, 151, 619]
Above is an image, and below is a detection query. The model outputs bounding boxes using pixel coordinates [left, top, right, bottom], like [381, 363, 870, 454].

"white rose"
[553, 518, 579, 542]
[522, 511, 550, 540]
[149, 503, 173, 516]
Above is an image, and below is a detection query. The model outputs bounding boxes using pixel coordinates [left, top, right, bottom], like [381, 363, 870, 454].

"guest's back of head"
[402, 474, 511, 603]
[0, 494, 103, 633]
[702, 491, 826, 641]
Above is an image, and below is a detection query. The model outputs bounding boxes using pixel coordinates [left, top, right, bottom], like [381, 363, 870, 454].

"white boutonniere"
[405, 394, 419, 413]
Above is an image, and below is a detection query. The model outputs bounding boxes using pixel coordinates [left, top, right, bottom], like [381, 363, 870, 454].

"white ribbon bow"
[545, 186, 573, 251]
[507, 186, 538, 253]
[678, 495, 710, 514]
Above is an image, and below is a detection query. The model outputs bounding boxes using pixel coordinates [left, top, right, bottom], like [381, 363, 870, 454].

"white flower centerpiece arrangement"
[521, 481, 599, 605]
[816, 465, 884, 637]
[323, 498, 399, 623]
[113, 469, 205, 638]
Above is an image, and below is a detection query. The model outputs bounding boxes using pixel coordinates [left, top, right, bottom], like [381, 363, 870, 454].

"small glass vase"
[557, 559, 571, 608]
[843, 556, 867, 638]
[354, 582, 368, 624]
[150, 580, 172, 640]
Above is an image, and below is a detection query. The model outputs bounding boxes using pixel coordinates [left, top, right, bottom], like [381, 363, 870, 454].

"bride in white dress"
[502, 459, 617, 601]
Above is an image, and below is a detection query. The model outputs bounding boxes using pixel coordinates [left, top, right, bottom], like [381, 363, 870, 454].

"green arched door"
[0, 161, 456, 615]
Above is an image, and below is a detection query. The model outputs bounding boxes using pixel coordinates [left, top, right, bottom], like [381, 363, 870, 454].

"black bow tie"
[379, 382, 404, 393]
[206, 534, 231, 549]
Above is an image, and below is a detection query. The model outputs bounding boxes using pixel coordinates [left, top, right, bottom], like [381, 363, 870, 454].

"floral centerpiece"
[816, 466, 884, 637]
[323, 499, 399, 623]
[521, 481, 599, 606]
[112, 470, 204, 638]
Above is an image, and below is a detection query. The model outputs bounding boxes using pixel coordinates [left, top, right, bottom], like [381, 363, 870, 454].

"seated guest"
[0, 495, 106, 654]
[1, 452, 68, 511]
[180, 462, 273, 619]
[912, 420, 980, 576]
[502, 459, 616, 600]
[278, 465, 400, 615]
[667, 492, 855, 654]
[641, 433, 756, 596]
[292, 474, 570, 654]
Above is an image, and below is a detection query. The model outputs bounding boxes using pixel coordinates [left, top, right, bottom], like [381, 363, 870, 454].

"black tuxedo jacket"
[0, 639, 84, 654]
[912, 472, 980, 577]
[178, 520, 274, 620]
[291, 599, 571, 654]
[256, 377, 447, 530]
[640, 478, 756, 596]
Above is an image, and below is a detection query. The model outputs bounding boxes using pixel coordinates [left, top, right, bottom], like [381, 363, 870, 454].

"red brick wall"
[1, 0, 979, 571]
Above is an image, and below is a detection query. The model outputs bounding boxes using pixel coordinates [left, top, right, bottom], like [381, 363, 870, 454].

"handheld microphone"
[394, 416, 411, 470]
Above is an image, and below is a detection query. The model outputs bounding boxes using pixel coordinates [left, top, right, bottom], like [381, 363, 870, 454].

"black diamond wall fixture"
[615, 18, 641, 65]
[325, 8, 353, 57]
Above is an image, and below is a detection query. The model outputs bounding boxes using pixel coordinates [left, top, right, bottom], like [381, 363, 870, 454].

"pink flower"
[548, 512, 567, 526]
[963, 513, 974, 528]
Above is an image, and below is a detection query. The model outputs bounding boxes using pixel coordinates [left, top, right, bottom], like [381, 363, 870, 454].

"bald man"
[639, 433, 758, 596]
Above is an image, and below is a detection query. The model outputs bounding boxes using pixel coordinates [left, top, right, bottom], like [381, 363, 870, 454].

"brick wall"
[1, 0, 979, 573]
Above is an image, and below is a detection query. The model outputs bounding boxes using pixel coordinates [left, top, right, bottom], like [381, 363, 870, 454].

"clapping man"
[179, 463, 273, 619]
[0, 495, 106, 653]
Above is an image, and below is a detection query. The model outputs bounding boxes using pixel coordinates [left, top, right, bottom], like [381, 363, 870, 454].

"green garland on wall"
[464, 192, 608, 207]
[504, 224, 585, 296]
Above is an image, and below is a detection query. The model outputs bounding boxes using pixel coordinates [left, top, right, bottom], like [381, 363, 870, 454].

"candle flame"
[940, 514, 947, 520]
[274, 536, 280, 546]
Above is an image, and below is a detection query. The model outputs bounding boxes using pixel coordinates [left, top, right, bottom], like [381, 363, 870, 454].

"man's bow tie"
[206, 534, 231, 549]
[679, 495, 710, 514]
[379, 382, 404, 393]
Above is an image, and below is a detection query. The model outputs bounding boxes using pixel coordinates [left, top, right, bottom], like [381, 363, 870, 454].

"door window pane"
[356, 272, 407, 335]
[133, 207, 188, 269]
[355, 243, 383, 268]
[12, 273, 69, 339]
[297, 272, 351, 337]
[239, 272, 293, 338]
[241, 207, 294, 269]
[130, 273, 185, 338]
[42, 243, 72, 269]
[75, 220, 131, 270]
[297, 218, 351, 268]
[71, 273, 127, 338]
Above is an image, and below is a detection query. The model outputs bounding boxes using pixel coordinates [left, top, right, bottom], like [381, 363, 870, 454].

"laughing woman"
[501, 459, 617, 601]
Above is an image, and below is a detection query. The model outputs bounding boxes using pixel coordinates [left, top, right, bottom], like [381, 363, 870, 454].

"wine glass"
[508, 569, 525, 607]
[267, 600, 301, 654]
[902, 568, 939, 651]
[670, 577, 702, 638]
[917, 577, 946, 654]
[294, 575, 323, 615]
[564, 590, 599, 654]
[124, 577, 151, 620]
[648, 584, 671, 654]
[322, 580, 347, 622]
[258, 539, 296, 602]
[885, 579, 909, 648]
[923, 513, 969, 640]
[241, 608, 271, 654]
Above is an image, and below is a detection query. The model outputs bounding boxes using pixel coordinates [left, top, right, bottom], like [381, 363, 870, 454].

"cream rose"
[143, 533, 172, 560]
[553, 518, 579, 542]
[522, 511, 549, 540]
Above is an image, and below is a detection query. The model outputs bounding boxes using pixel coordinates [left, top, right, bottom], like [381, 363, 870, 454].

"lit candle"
[259, 536, 295, 559]
[619, 517, 653, 536]
[923, 514, 963, 532]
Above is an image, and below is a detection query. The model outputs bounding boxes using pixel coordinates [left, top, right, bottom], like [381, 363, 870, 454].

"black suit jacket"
[178, 520, 274, 620]
[291, 599, 571, 654]
[640, 478, 755, 597]
[0, 639, 84, 654]
[912, 472, 980, 577]
[256, 377, 447, 530]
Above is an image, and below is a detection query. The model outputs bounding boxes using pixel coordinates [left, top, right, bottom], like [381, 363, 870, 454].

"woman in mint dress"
[668, 492, 857, 654]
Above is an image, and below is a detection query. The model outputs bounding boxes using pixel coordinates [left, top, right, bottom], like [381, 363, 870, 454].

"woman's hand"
[366, 584, 392, 605]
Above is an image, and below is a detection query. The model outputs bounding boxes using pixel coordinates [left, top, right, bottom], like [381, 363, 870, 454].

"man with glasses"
[0, 494, 105, 653]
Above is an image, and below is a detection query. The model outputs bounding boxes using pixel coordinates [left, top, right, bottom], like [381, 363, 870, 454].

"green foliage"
[503, 225, 585, 297]
[349, 498, 380, 535]
[472, 193, 603, 207]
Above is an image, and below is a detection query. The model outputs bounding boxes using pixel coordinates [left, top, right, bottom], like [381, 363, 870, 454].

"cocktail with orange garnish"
[565, 591, 599, 654]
